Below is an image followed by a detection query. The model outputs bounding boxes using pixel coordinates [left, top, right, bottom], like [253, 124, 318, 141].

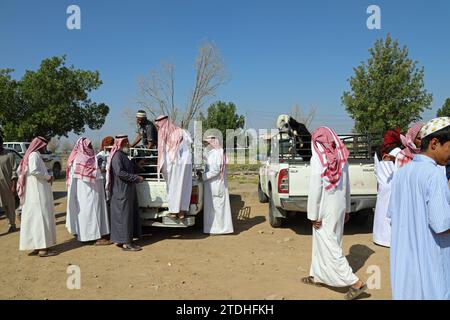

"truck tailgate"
[288, 162, 377, 197]
[288, 164, 310, 197]
[136, 181, 168, 207]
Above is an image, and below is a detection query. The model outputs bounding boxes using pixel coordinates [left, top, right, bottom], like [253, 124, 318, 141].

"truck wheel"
[352, 209, 372, 226]
[268, 191, 283, 228]
[258, 181, 269, 203]
[53, 163, 61, 179]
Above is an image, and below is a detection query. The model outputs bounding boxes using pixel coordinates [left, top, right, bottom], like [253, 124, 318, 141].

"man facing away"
[17, 137, 57, 257]
[66, 138, 111, 245]
[154, 115, 192, 220]
[0, 134, 18, 233]
[388, 117, 450, 300]
[302, 127, 367, 300]
[106, 135, 144, 252]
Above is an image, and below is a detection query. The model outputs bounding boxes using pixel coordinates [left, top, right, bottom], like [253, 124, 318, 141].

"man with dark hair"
[130, 110, 158, 149]
[0, 134, 18, 233]
[388, 117, 450, 300]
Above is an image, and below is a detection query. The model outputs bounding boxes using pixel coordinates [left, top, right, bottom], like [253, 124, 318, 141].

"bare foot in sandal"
[301, 276, 321, 287]
[345, 280, 368, 300]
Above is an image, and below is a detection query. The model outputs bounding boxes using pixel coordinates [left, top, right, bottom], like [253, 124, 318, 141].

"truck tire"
[351, 208, 372, 226]
[258, 180, 269, 203]
[268, 190, 283, 228]
[53, 163, 61, 179]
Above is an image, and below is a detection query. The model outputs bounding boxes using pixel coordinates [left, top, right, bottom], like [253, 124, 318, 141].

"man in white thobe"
[155, 115, 192, 219]
[373, 147, 401, 247]
[303, 127, 367, 300]
[17, 137, 57, 257]
[66, 138, 110, 245]
[201, 136, 234, 235]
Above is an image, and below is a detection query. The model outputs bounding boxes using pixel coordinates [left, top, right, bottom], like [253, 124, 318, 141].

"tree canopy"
[199, 101, 245, 138]
[342, 34, 433, 134]
[437, 98, 450, 117]
[0, 56, 109, 141]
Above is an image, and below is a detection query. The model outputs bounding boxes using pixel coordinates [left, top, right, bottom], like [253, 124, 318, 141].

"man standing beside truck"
[106, 135, 145, 252]
[302, 127, 367, 300]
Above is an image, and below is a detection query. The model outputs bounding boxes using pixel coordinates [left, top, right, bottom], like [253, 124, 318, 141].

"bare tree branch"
[183, 42, 227, 129]
[290, 104, 317, 130]
[135, 42, 227, 128]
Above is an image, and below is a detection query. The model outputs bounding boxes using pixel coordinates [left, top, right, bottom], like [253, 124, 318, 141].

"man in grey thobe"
[108, 135, 144, 251]
[0, 135, 18, 233]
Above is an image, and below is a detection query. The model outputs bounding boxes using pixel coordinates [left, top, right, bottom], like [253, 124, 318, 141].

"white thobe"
[19, 152, 56, 251]
[373, 154, 395, 247]
[161, 130, 193, 213]
[202, 149, 234, 235]
[66, 163, 110, 242]
[307, 152, 358, 287]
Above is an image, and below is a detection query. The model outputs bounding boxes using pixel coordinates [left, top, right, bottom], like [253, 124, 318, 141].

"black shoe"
[7, 225, 17, 233]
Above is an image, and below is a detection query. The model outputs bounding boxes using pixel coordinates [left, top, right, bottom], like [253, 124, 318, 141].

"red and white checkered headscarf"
[17, 136, 48, 205]
[155, 115, 184, 173]
[312, 127, 349, 192]
[204, 136, 227, 180]
[66, 138, 97, 185]
[105, 135, 128, 200]
[396, 122, 424, 168]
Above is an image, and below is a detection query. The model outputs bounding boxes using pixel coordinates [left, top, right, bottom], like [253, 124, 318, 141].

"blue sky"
[1, 0, 449, 144]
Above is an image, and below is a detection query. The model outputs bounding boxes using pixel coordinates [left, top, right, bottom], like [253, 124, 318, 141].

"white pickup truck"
[129, 148, 203, 228]
[258, 129, 378, 228]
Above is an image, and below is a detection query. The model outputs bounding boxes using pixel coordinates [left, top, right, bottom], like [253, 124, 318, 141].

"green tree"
[0, 56, 109, 141]
[342, 34, 433, 134]
[199, 101, 245, 138]
[437, 98, 450, 117]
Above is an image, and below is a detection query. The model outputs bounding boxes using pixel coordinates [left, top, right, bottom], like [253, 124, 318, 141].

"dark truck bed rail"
[270, 132, 379, 164]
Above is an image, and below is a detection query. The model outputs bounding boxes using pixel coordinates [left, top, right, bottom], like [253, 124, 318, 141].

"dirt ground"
[0, 181, 391, 300]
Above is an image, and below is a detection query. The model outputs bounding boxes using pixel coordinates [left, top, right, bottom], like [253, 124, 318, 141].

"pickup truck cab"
[129, 147, 203, 228]
[258, 130, 378, 227]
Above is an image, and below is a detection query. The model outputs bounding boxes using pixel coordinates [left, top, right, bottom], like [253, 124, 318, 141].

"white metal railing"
[129, 147, 163, 182]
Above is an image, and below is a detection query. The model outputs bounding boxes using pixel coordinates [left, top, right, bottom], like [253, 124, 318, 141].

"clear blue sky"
[1, 0, 449, 144]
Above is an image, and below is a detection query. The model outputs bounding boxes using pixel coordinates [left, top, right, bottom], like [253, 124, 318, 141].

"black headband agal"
[155, 115, 168, 122]
[37, 136, 48, 143]
[115, 135, 128, 139]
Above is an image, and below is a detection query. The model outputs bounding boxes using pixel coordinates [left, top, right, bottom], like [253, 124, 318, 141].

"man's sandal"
[38, 250, 58, 257]
[345, 283, 368, 300]
[168, 213, 178, 219]
[301, 276, 321, 287]
[28, 250, 39, 256]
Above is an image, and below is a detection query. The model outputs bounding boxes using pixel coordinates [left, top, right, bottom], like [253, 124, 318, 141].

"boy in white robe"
[201, 136, 234, 235]
[302, 127, 367, 300]
[17, 137, 57, 257]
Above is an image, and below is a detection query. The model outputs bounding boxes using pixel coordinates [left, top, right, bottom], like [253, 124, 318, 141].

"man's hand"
[10, 181, 17, 195]
[47, 176, 54, 185]
[137, 176, 145, 183]
[345, 213, 350, 224]
[312, 220, 322, 230]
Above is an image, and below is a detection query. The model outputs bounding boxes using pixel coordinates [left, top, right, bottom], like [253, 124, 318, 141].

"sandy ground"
[0, 181, 391, 300]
